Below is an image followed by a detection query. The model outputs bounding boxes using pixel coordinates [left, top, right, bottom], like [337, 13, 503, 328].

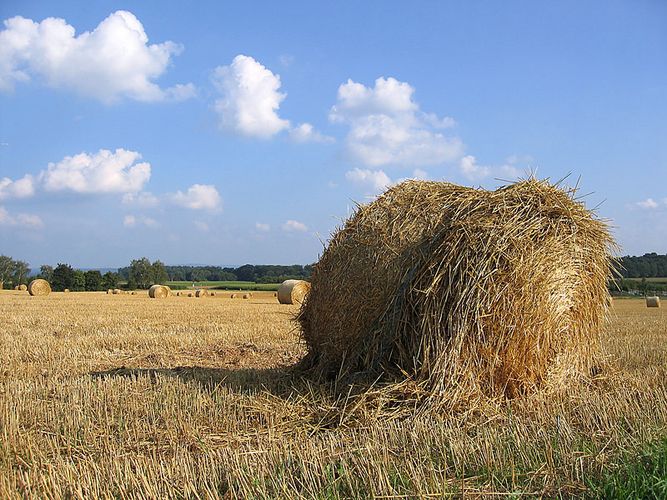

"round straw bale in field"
[187, 292, 193, 297]
[242, 293, 250, 299]
[176, 292, 181, 297]
[298, 179, 616, 402]
[230, 293, 237, 298]
[195, 289, 209, 298]
[18, 284, 27, 291]
[14, 285, 19, 290]
[107, 289, 113, 294]
[210, 292, 216, 296]
[148, 284, 169, 299]
[646, 296, 660, 308]
[131, 291, 137, 295]
[274, 292, 278, 297]
[28, 279, 51, 296]
[63, 289, 70, 293]
[113, 289, 121, 294]
[278, 280, 311, 305]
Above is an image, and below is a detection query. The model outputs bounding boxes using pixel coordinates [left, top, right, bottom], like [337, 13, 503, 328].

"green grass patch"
[166, 281, 280, 291]
[586, 437, 667, 499]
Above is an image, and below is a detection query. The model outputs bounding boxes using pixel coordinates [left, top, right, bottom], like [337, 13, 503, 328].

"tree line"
[1, 255, 313, 291]
[618, 253, 667, 278]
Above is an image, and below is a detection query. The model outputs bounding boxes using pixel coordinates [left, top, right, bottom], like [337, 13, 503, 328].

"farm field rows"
[1, 292, 666, 497]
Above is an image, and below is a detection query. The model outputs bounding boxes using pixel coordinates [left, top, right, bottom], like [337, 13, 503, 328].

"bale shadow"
[89, 365, 297, 396]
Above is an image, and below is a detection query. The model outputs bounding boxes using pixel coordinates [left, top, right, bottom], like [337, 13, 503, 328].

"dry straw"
[148, 285, 169, 299]
[63, 289, 70, 293]
[28, 279, 51, 297]
[242, 293, 250, 299]
[646, 296, 660, 308]
[107, 289, 113, 294]
[230, 293, 237, 299]
[18, 284, 27, 291]
[112, 289, 121, 295]
[298, 178, 616, 405]
[278, 280, 311, 305]
[195, 289, 209, 298]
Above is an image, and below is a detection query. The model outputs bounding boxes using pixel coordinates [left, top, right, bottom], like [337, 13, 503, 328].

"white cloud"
[330, 77, 463, 167]
[0, 11, 194, 102]
[123, 214, 157, 228]
[282, 219, 307, 232]
[289, 122, 334, 143]
[0, 174, 35, 199]
[637, 198, 659, 210]
[345, 168, 392, 193]
[122, 191, 159, 208]
[0, 206, 43, 228]
[412, 168, 428, 180]
[171, 184, 221, 211]
[40, 149, 151, 194]
[194, 220, 209, 232]
[255, 222, 270, 232]
[459, 155, 491, 180]
[212, 55, 290, 138]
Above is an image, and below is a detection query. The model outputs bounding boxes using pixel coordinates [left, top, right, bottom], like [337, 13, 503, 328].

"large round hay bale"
[28, 279, 51, 297]
[195, 289, 209, 298]
[646, 296, 660, 308]
[148, 284, 169, 299]
[278, 280, 311, 305]
[298, 179, 616, 402]
[18, 284, 27, 291]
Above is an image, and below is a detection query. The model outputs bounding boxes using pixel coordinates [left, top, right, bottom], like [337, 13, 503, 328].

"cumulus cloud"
[0, 205, 43, 228]
[289, 122, 334, 143]
[170, 184, 221, 211]
[330, 77, 463, 167]
[459, 155, 491, 180]
[121, 191, 159, 208]
[637, 198, 660, 210]
[0, 174, 35, 199]
[282, 219, 307, 232]
[255, 222, 270, 232]
[212, 55, 290, 138]
[123, 214, 157, 228]
[40, 149, 151, 194]
[0, 11, 194, 102]
[345, 168, 392, 193]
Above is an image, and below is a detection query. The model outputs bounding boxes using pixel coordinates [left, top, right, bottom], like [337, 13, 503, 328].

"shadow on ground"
[89, 365, 296, 395]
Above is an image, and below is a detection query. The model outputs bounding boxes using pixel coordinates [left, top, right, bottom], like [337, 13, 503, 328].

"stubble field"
[1, 291, 665, 498]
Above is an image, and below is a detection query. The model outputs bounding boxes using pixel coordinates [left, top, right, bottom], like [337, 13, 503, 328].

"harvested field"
[0, 292, 665, 497]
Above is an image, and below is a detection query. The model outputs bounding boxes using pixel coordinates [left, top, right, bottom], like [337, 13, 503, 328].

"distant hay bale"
[107, 289, 113, 294]
[14, 286, 19, 290]
[176, 292, 181, 297]
[148, 284, 169, 299]
[242, 293, 250, 299]
[298, 179, 616, 404]
[28, 279, 51, 297]
[131, 291, 137, 295]
[210, 292, 216, 296]
[187, 292, 193, 297]
[112, 289, 121, 295]
[646, 296, 660, 308]
[195, 289, 209, 298]
[63, 289, 70, 293]
[274, 292, 278, 297]
[230, 293, 237, 299]
[18, 284, 27, 291]
[278, 280, 311, 305]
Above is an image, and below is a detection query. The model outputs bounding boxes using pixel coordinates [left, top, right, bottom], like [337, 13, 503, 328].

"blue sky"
[0, 0, 665, 268]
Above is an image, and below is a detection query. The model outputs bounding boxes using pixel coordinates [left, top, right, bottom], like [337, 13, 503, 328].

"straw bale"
[646, 296, 660, 308]
[148, 284, 169, 299]
[195, 289, 209, 298]
[107, 289, 113, 294]
[187, 292, 193, 297]
[63, 289, 70, 293]
[18, 284, 27, 291]
[278, 280, 311, 305]
[230, 293, 237, 298]
[298, 179, 616, 404]
[28, 279, 51, 296]
[242, 293, 250, 299]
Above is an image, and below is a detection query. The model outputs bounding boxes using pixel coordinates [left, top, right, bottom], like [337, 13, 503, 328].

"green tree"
[84, 270, 103, 291]
[129, 258, 153, 289]
[151, 260, 169, 285]
[101, 271, 119, 290]
[51, 263, 75, 292]
[12, 259, 30, 286]
[40, 265, 54, 282]
[0, 255, 16, 289]
[72, 270, 86, 291]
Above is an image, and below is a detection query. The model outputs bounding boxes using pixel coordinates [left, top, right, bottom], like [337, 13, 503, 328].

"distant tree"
[129, 258, 154, 289]
[51, 263, 75, 292]
[12, 259, 30, 285]
[151, 260, 169, 284]
[40, 265, 54, 282]
[191, 268, 208, 282]
[72, 270, 86, 291]
[84, 270, 103, 291]
[0, 255, 16, 288]
[101, 271, 119, 290]
[235, 264, 256, 282]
